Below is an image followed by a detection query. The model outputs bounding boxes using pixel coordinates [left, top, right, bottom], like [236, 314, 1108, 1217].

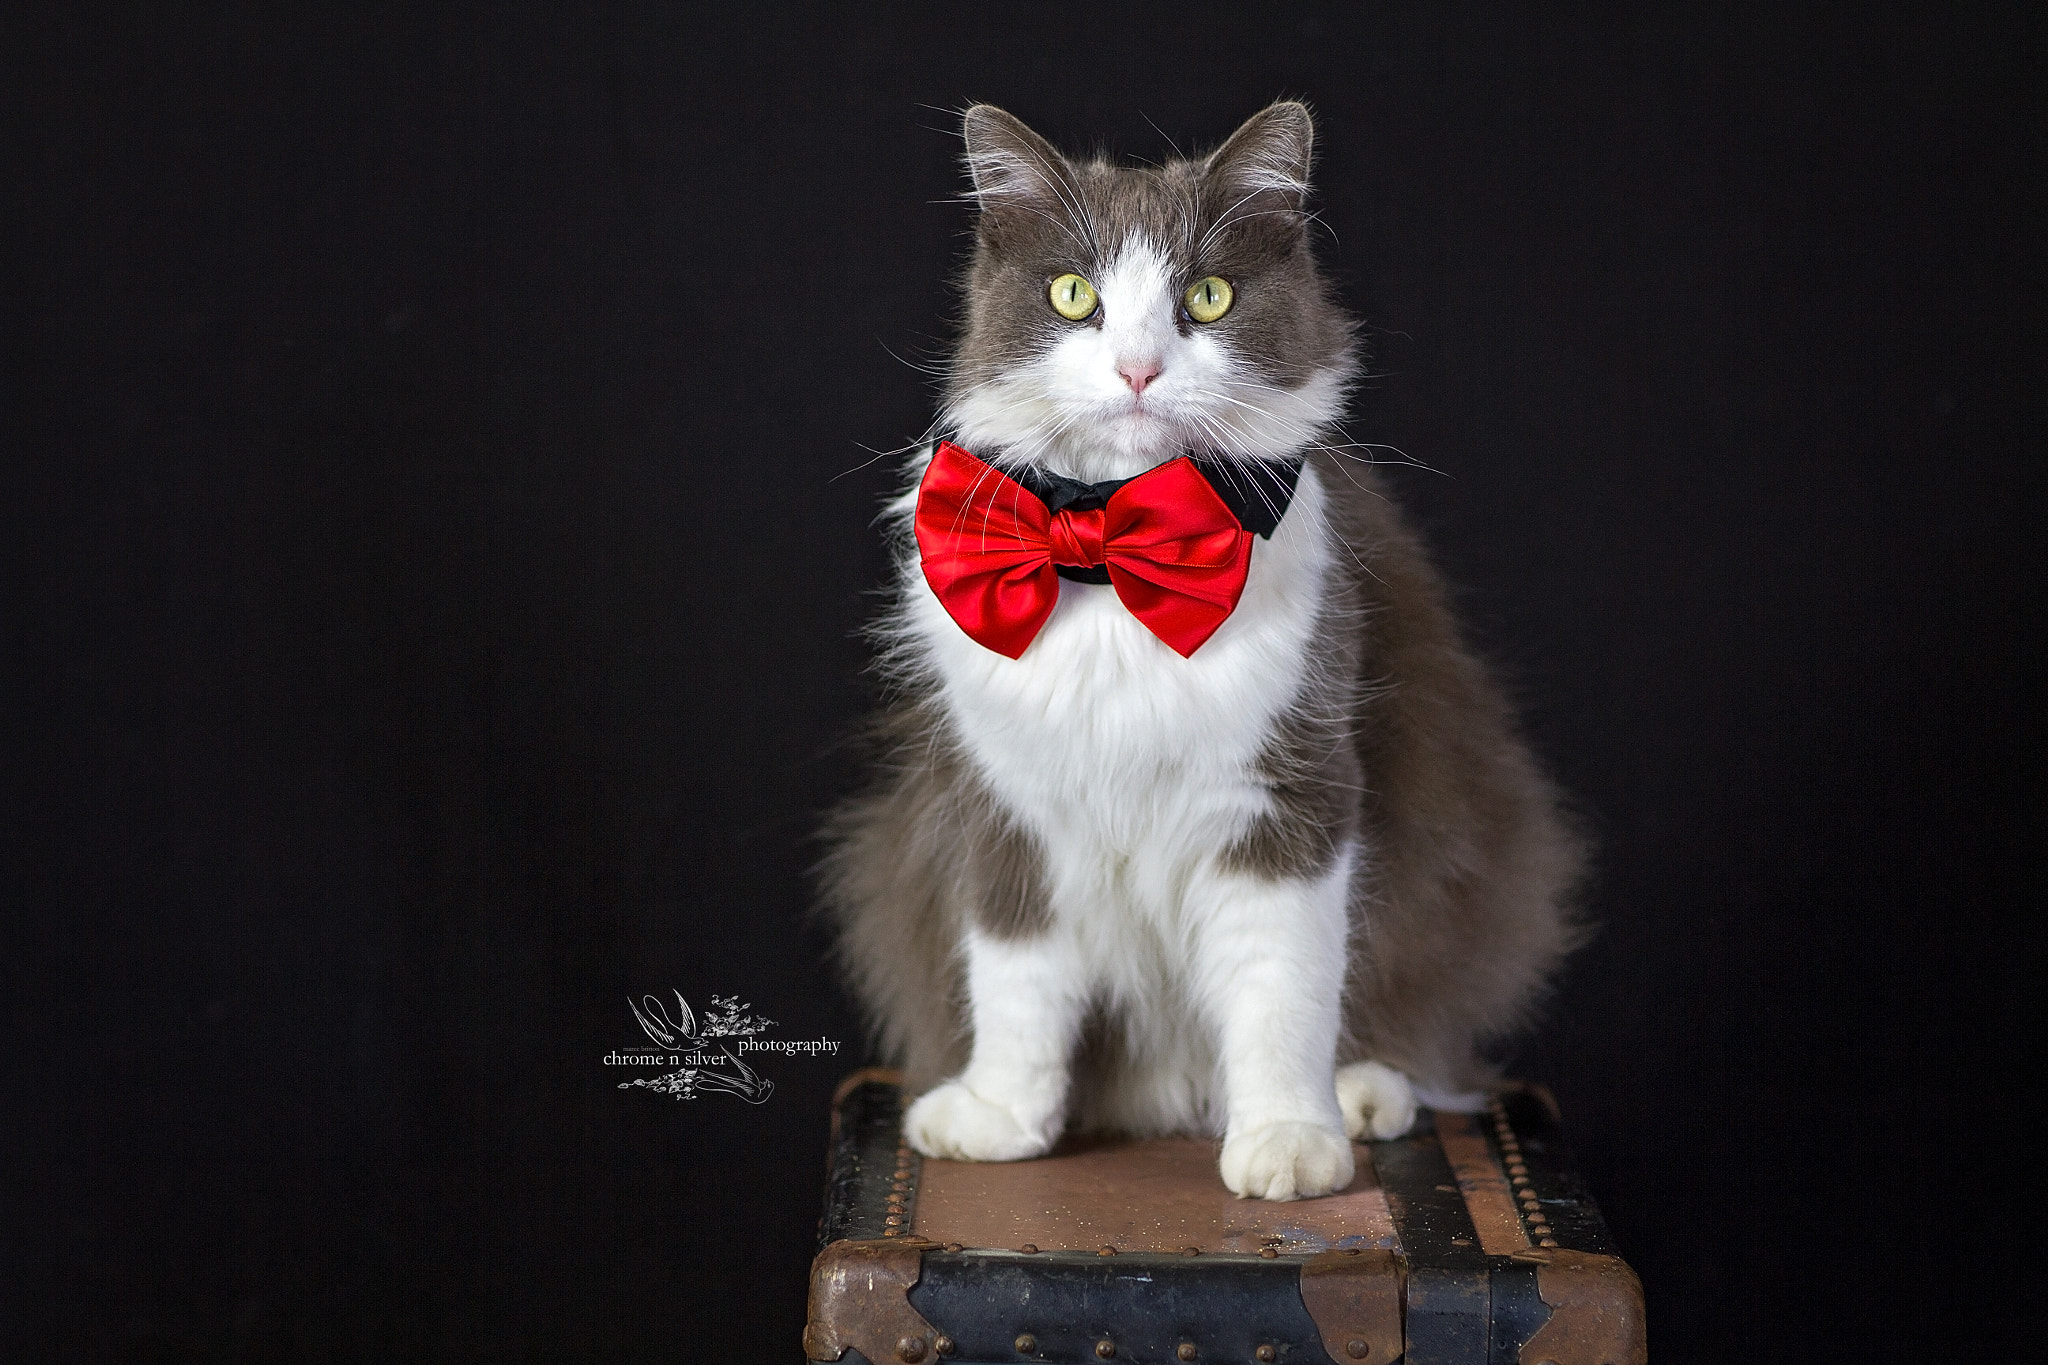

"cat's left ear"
[1203, 101, 1315, 218]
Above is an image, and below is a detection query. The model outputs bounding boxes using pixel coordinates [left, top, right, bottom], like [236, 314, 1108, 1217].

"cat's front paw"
[1220, 1120, 1355, 1200]
[904, 1080, 1057, 1162]
[1335, 1060, 1418, 1140]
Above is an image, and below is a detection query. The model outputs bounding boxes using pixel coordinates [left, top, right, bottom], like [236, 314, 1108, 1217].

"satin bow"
[913, 441, 1255, 659]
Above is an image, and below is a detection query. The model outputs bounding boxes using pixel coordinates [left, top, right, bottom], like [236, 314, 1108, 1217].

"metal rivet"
[1259, 1247, 1278, 1258]
[1019, 1243, 1038, 1254]
[897, 1335, 928, 1363]
[1346, 1339, 1371, 1359]
[1256, 1346, 1278, 1363]
[944, 1242, 964, 1253]
[1096, 1340, 1116, 1359]
[1015, 1334, 1037, 1354]
[1342, 1246, 1363, 1256]
[1539, 1237, 1560, 1247]
[1450, 1236, 1474, 1248]
[1182, 1245, 1201, 1256]
[1177, 1344, 1198, 1362]
[934, 1336, 955, 1357]
[884, 1214, 903, 1226]
[1097, 1244, 1117, 1256]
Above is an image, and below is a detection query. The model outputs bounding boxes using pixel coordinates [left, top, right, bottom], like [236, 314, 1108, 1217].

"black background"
[7, 3, 2042, 1361]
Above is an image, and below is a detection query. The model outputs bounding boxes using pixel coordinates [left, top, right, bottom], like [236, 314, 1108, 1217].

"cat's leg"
[904, 926, 1088, 1162]
[1190, 846, 1357, 1200]
[1335, 1060, 1419, 1140]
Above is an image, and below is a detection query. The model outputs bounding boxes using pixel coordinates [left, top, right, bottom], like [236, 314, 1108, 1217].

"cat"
[820, 102, 1583, 1200]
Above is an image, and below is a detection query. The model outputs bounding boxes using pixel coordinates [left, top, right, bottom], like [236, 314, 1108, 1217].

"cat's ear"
[961, 104, 1076, 215]
[1204, 101, 1315, 217]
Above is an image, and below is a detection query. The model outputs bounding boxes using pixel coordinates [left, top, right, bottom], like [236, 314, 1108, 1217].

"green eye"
[1048, 273, 1099, 320]
[1183, 275, 1234, 323]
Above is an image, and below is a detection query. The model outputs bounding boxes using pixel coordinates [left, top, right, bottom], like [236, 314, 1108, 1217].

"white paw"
[903, 1080, 1057, 1162]
[1219, 1120, 1356, 1201]
[1335, 1061, 1419, 1140]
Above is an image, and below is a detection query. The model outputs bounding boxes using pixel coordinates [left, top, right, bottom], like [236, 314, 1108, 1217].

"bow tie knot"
[1045, 505, 1107, 569]
[912, 441, 1298, 659]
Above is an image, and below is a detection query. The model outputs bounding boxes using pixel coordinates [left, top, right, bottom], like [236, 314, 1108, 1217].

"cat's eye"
[1048, 273, 1099, 321]
[1183, 276, 1234, 323]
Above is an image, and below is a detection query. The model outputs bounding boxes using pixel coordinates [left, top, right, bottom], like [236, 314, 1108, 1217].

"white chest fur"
[897, 461, 1335, 918]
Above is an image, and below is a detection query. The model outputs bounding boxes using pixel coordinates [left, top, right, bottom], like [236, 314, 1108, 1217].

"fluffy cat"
[820, 102, 1582, 1200]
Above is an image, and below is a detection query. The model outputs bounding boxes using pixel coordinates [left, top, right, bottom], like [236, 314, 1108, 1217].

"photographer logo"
[606, 990, 839, 1104]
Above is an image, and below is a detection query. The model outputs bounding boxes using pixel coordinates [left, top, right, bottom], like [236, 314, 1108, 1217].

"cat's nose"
[1119, 360, 1160, 396]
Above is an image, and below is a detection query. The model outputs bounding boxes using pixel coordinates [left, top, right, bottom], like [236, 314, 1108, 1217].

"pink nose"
[1119, 360, 1160, 395]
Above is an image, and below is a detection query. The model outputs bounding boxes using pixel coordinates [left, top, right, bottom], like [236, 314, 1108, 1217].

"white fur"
[1336, 1060, 1420, 1139]
[897, 232, 1410, 1198]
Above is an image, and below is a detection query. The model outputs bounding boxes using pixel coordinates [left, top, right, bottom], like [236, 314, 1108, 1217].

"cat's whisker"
[877, 337, 954, 382]
[1197, 182, 1296, 254]
[833, 439, 931, 484]
[1308, 436, 1450, 479]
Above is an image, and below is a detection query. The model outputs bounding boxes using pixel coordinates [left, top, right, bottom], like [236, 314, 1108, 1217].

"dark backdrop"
[7, 3, 2041, 1361]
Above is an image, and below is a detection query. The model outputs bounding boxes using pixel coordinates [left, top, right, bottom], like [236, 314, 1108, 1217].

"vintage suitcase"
[805, 1070, 1643, 1365]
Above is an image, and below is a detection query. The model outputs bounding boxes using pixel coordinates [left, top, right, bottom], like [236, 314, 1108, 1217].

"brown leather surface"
[803, 1237, 942, 1364]
[1434, 1111, 1531, 1255]
[1517, 1249, 1648, 1365]
[1300, 1248, 1404, 1363]
[911, 1135, 1398, 1254]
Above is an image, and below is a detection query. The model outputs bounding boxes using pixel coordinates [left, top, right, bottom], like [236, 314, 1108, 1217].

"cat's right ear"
[960, 105, 1075, 220]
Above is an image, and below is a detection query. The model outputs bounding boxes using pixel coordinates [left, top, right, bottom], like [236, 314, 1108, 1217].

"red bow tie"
[913, 441, 1262, 659]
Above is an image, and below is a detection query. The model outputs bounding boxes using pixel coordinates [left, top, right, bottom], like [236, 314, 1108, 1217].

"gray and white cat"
[821, 102, 1582, 1200]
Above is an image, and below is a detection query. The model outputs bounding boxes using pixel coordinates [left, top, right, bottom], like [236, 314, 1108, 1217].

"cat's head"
[944, 102, 1355, 482]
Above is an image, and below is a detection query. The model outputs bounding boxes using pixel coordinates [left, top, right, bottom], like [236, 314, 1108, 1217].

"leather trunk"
[804, 1070, 1643, 1365]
